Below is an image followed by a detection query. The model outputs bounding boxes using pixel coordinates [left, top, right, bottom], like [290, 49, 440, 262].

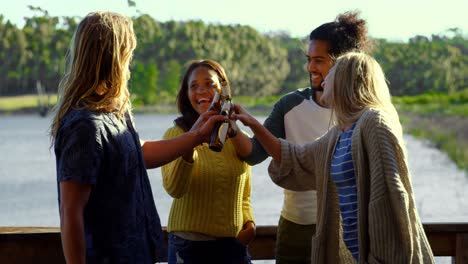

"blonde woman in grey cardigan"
[231, 52, 434, 263]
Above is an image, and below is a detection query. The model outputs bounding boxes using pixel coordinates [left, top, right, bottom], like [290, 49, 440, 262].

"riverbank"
[2, 93, 467, 172]
[0, 94, 275, 116]
[0, 94, 57, 116]
[394, 89, 468, 172]
[397, 111, 468, 172]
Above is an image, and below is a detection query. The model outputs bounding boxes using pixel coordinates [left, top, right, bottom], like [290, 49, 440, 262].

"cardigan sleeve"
[161, 126, 195, 198]
[267, 134, 329, 191]
[362, 110, 434, 263]
[243, 95, 287, 165]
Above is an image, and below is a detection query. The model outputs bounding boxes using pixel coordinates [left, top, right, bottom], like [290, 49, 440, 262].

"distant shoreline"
[0, 105, 273, 117]
[0, 94, 274, 116]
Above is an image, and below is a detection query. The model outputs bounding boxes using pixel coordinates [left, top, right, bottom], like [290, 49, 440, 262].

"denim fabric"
[168, 233, 252, 264]
[55, 110, 165, 263]
[275, 216, 315, 264]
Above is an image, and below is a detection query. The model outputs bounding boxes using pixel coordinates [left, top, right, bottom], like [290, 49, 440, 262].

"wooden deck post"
[456, 233, 468, 264]
[1, 224, 468, 263]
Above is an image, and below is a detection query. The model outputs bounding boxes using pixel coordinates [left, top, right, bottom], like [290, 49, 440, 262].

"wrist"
[189, 129, 204, 146]
[182, 148, 195, 163]
[243, 221, 255, 230]
[228, 128, 238, 138]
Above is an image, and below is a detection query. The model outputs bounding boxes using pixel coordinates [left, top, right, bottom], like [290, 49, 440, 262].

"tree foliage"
[0, 11, 466, 100]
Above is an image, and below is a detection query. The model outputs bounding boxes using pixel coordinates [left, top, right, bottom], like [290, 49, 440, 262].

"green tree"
[129, 60, 159, 105]
[0, 16, 28, 95]
[158, 59, 182, 103]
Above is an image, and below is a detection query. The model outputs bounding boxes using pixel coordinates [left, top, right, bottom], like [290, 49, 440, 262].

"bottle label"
[218, 122, 229, 144]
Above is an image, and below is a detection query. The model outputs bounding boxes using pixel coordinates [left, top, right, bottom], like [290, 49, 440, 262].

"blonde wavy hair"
[329, 52, 397, 128]
[50, 12, 136, 140]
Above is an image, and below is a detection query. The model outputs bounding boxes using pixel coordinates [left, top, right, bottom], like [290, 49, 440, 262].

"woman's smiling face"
[187, 66, 221, 114]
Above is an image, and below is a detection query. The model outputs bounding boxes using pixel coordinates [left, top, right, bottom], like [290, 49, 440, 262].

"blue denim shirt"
[55, 109, 165, 263]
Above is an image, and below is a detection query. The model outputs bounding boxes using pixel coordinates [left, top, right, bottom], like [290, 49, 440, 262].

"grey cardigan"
[268, 108, 434, 263]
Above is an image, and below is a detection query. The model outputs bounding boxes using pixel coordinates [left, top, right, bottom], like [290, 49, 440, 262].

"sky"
[1, 0, 467, 41]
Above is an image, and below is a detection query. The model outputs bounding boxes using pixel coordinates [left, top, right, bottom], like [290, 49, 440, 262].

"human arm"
[160, 126, 196, 198]
[266, 137, 325, 191]
[54, 115, 102, 264]
[233, 99, 287, 164]
[141, 131, 201, 168]
[231, 105, 282, 162]
[236, 166, 256, 245]
[228, 118, 253, 158]
[237, 221, 256, 246]
[141, 111, 227, 169]
[233, 104, 326, 191]
[59, 182, 91, 264]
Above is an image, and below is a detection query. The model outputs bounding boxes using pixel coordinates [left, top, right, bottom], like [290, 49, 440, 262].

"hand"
[230, 104, 257, 127]
[189, 110, 227, 143]
[236, 221, 256, 246]
[227, 119, 239, 138]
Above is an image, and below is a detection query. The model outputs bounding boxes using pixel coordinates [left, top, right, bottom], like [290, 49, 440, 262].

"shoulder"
[268, 87, 312, 117]
[58, 110, 104, 137]
[277, 87, 311, 106]
[359, 108, 400, 129]
[163, 125, 185, 139]
[55, 110, 105, 152]
[357, 108, 403, 143]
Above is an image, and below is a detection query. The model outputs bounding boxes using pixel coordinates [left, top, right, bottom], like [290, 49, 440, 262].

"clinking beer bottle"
[207, 90, 221, 113]
[209, 81, 232, 152]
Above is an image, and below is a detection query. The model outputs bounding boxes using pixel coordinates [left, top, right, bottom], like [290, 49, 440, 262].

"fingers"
[236, 228, 255, 246]
[209, 114, 228, 123]
[230, 104, 249, 121]
[227, 119, 238, 138]
[199, 109, 217, 120]
[230, 113, 246, 125]
[232, 103, 245, 114]
[193, 110, 218, 127]
[199, 114, 228, 130]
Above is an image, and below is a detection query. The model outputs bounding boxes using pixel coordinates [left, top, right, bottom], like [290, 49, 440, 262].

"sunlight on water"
[1, 114, 466, 263]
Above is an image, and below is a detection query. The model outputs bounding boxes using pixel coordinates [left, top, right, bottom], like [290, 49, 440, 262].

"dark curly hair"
[309, 11, 372, 59]
[174, 59, 229, 131]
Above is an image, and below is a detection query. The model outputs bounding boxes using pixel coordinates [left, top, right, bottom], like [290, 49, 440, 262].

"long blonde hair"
[329, 52, 396, 128]
[50, 12, 136, 140]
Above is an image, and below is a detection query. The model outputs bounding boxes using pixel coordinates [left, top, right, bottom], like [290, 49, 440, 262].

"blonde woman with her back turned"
[232, 52, 435, 264]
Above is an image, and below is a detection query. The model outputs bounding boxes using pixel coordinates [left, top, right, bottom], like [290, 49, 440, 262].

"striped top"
[331, 123, 359, 261]
[269, 109, 435, 263]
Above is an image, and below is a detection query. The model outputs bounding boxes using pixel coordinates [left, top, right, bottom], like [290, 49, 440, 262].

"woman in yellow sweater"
[161, 59, 255, 264]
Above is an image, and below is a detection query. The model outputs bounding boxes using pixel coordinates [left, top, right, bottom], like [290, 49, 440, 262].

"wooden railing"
[1, 224, 467, 263]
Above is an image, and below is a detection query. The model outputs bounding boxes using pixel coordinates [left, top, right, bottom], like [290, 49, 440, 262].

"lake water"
[1, 113, 467, 263]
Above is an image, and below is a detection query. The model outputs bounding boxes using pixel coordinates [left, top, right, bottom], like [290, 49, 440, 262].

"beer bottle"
[209, 81, 232, 152]
[207, 90, 221, 112]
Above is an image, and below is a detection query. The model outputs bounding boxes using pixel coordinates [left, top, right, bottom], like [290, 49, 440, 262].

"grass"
[394, 89, 468, 172]
[0, 94, 276, 115]
[396, 103, 468, 118]
[398, 112, 468, 172]
[0, 94, 57, 113]
[394, 93, 468, 172]
[392, 89, 468, 118]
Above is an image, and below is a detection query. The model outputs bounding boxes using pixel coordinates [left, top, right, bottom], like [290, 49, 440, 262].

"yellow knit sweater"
[161, 125, 254, 238]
